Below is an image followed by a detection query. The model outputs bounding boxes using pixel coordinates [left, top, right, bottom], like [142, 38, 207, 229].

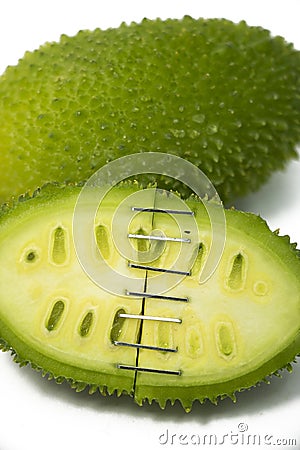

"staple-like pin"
[126, 290, 188, 302]
[132, 207, 194, 216]
[128, 233, 191, 243]
[128, 262, 191, 276]
[117, 364, 181, 376]
[118, 312, 182, 324]
[114, 341, 178, 353]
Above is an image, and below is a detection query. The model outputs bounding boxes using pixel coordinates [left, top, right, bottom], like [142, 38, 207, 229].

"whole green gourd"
[0, 17, 299, 203]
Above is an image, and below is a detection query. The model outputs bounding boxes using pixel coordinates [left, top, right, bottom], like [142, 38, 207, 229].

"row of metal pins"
[116, 205, 193, 376]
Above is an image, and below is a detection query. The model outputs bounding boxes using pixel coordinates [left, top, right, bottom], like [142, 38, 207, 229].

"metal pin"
[118, 313, 182, 324]
[117, 364, 181, 376]
[126, 290, 188, 303]
[128, 262, 191, 276]
[132, 207, 194, 216]
[128, 233, 191, 243]
[114, 341, 177, 353]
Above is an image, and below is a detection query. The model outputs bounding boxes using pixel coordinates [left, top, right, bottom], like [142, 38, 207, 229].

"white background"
[0, 1, 300, 449]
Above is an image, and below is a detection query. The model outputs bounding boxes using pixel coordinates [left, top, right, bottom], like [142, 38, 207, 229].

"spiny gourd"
[0, 16, 300, 204]
[0, 183, 299, 410]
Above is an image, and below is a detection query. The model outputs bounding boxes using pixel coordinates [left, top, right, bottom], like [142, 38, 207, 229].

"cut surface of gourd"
[0, 183, 299, 409]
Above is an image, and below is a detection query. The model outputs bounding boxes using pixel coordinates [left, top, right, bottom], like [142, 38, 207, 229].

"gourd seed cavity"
[110, 308, 126, 343]
[191, 243, 205, 276]
[186, 326, 203, 358]
[134, 228, 150, 253]
[227, 253, 246, 290]
[95, 225, 110, 260]
[25, 250, 38, 263]
[79, 311, 94, 337]
[253, 280, 269, 296]
[216, 323, 236, 359]
[51, 226, 67, 265]
[46, 300, 65, 332]
[156, 321, 174, 354]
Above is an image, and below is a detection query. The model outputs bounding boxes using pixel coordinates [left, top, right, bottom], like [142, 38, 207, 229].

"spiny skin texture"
[0, 184, 299, 410]
[0, 17, 300, 203]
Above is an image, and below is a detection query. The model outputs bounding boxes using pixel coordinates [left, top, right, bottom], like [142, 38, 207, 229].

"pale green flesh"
[0, 185, 299, 407]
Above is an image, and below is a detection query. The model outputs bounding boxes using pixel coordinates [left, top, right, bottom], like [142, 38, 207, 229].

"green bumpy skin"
[0, 17, 300, 203]
[0, 183, 299, 410]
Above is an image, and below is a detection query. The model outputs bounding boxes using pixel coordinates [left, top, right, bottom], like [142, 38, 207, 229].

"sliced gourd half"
[0, 183, 299, 411]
